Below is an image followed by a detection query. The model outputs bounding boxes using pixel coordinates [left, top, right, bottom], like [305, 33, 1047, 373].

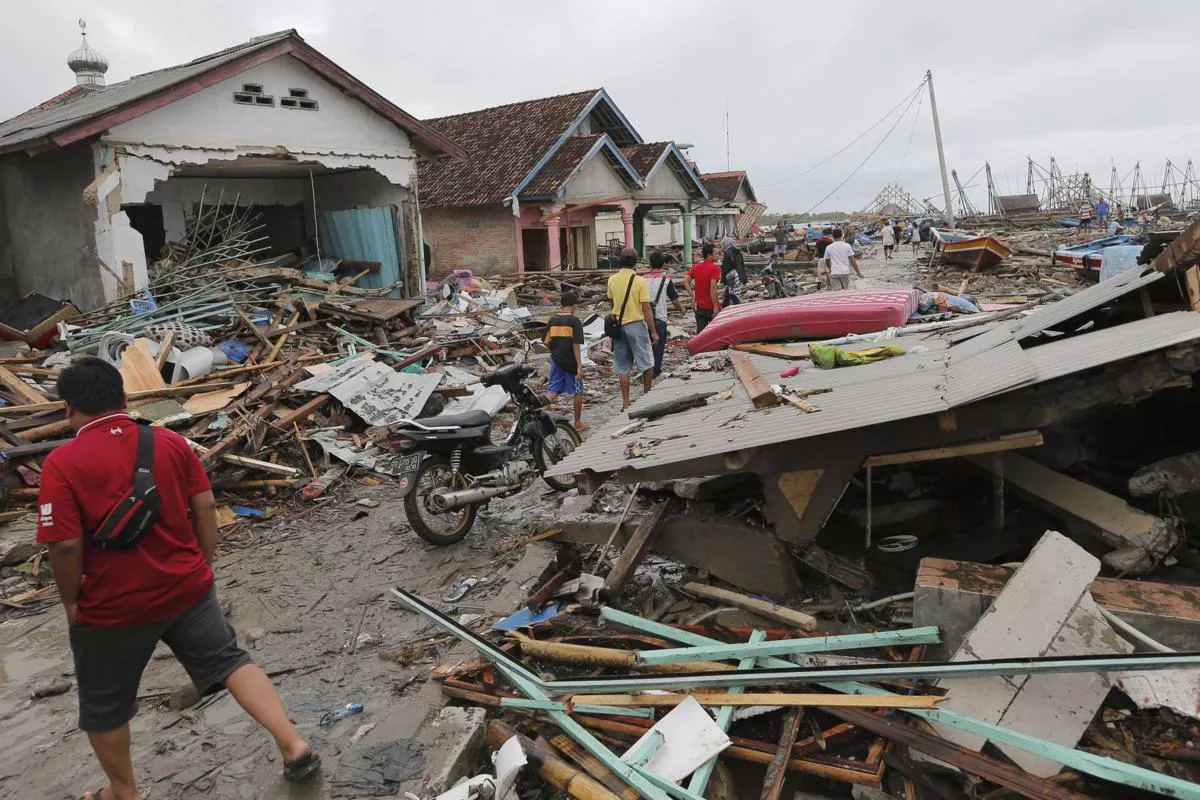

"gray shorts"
[69, 587, 252, 732]
[830, 273, 852, 290]
[613, 320, 653, 375]
[773, 244, 787, 256]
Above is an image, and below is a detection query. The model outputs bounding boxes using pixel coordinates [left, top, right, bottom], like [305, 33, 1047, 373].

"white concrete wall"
[636, 164, 690, 203]
[562, 156, 629, 203]
[107, 56, 411, 156]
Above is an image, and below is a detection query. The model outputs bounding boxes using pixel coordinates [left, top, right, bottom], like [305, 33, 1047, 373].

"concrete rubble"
[6, 193, 1200, 800]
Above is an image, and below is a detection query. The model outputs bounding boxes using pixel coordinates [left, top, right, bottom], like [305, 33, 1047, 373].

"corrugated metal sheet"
[943, 338, 1036, 406]
[316, 207, 402, 292]
[1027, 311, 1200, 382]
[1010, 267, 1164, 339]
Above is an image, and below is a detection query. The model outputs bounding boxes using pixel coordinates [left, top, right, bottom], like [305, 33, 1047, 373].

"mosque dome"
[68, 19, 108, 88]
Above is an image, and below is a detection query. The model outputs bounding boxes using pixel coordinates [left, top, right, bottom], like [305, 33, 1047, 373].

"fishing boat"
[930, 229, 1013, 271]
[686, 288, 922, 355]
[1051, 234, 1138, 272]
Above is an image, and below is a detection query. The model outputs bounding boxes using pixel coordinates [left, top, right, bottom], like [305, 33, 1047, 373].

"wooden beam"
[0, 382, 236, 415]
[0, 366, 48, 405]
[569, 693, 941, 709]
[682, 582, 817, 631]
[270, 394, 332, 431]
[1187, 266, 1200, 312]
[761, 709, 804, 800]
[729, 351, 779, 409]
[863, 430, 1044, 467]
[733, 342, 810, 360]
[603, 499, 671, 597]
[220, 454, 302, 477]
[154, 331, 177, 372]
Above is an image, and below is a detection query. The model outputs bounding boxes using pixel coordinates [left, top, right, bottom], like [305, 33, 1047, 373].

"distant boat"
[1051, 234, 1138, 275]
[931, 229, 1013, 270]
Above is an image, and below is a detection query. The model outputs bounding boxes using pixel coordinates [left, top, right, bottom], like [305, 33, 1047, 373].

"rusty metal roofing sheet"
[1010, 267, 1164, 339]
[1026, 311, 1200, 382]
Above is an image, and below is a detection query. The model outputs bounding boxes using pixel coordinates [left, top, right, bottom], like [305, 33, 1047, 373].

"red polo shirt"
[688, 259, 722, 310]
[36, 413, 214, 627]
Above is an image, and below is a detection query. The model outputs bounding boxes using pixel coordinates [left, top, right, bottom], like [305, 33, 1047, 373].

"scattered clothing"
[809, 343, 906, 369]
[917, 291, 979, 315]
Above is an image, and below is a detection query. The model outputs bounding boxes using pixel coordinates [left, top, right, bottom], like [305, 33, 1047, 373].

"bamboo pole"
[486, 720, 622, 800]
[510, 634, 733, 674]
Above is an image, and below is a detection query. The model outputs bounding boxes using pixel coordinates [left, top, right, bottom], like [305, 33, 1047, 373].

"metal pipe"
[431, 485, 515, 511]
[635, 626, 940, 665]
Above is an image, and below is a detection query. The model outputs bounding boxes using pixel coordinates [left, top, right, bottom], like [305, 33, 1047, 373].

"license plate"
[393, 453, 422, 496]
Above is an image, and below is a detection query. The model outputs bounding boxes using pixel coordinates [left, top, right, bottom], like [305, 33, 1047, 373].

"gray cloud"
[7, 0, 1196, 213]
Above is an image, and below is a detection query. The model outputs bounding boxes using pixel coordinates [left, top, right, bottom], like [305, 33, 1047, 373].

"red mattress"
[687, 288, 922, 354]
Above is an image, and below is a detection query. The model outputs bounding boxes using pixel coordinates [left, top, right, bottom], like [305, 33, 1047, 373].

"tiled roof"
[521, 135, 602, 196]
[700, 170, 747, 202]
[621, 142, 670, 177]
[418, 89, 598, 208]
[0, 30, 460, 158]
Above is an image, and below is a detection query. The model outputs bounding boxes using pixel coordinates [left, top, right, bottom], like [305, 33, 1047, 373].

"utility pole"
[926, 70, 955, 228]
[724, 98, 731, 171]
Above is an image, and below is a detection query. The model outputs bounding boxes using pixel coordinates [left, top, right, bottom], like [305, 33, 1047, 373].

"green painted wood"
[636, 626, 940, 664]
[687, 629, 764, 796]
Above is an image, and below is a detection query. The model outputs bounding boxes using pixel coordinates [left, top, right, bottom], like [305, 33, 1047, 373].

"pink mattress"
[687, 288, 922, 354]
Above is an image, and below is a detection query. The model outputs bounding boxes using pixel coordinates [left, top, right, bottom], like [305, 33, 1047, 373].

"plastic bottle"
[319, 702, 363, 726]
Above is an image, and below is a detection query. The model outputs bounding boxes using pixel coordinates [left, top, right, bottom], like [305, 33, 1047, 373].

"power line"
[893, 90, 924, 183]
[801, 88, 925, 216]
[761, 76, 929, 189]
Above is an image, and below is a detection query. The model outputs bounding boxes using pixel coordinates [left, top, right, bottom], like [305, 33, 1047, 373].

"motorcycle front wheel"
[403, 457, 478, 546]
[535, 420, 583, 491]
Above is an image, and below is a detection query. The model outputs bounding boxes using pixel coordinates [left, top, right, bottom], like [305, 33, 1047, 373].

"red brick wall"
[423, 204, 518, 278]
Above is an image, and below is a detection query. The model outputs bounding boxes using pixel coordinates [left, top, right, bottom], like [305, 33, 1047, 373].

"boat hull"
[686, 288, 922, 355]
[932, 230, 1013, 270]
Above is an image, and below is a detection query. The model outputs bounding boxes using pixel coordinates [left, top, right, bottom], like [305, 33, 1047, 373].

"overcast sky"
[9, 0, 1199, 213]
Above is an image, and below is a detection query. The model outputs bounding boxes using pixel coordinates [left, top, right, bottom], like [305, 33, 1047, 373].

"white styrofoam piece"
[620, 696, 730, 782]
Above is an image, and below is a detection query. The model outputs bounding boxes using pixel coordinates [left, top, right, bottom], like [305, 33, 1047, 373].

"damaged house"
[0, 27, 462, 311]
[695, 169, 765, 240]
[418, 89, 707, 276]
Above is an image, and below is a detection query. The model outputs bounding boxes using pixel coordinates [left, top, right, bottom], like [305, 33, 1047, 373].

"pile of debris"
[389, 529, 1200, 800]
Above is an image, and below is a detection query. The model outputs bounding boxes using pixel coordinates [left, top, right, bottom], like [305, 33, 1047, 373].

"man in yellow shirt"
[606, 248, 658, 410]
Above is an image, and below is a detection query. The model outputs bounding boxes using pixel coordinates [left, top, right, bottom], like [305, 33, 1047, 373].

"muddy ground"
[0, 247, 919, 799]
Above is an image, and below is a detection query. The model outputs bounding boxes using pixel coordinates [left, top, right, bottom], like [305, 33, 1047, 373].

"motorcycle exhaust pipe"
[430, 485, 514, 511]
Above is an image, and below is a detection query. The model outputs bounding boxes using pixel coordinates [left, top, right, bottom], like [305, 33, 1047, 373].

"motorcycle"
[388, 363, 581, 545]
[761, 261, 789, 299]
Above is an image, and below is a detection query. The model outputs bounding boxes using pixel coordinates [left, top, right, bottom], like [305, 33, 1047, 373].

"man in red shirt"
[684, 242, 723, 333]
[38, 358, 318, 800]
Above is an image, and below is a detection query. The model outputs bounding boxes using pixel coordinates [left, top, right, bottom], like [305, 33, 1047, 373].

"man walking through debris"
[814, 227, 835, 289]
[646, 250, 684, 377]
[824, 229, 862, 290]
[37, 358, 319, 800]
[544, 291, 588, 432]
[607, 247, 657, 410]
[685, 242, 722, 333]
[879, 220, 896, 258]
[1096, 197, 1110, 229]
[772, 220, 790, 258]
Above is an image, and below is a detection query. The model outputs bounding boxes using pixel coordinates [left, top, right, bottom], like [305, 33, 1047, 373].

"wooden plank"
[864, 431, 1044, 467]
[0, 438, 71, 459]
[153, 331, 176, 371]
[603, 500, 671, 597]
[729, 351, 779, 409]
[733, 342, 810, 360]
[118, 339, 167, 393]
[761, 709, 805, 800]
[0, 366, 48, 405]
[235, 307, 274, 350]
[220, 454, 302, 477]
[779, 393, 821, 413]
[682, 582, 817, 631]
[181, 382, 251, 415]
[270, 394, 332, 431]
[570, 693, 940, 709]
[0, 381, 236, 415]
[1187, 266, 1200, 312]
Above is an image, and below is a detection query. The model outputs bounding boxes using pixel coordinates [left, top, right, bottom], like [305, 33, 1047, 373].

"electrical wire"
[761, 77, 929, 189]
[893, 90, 924, 183]
[800, 88, 925, 216]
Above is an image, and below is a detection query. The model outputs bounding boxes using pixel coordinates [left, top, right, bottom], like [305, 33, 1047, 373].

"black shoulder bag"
[87, 425, 162, 550]
[604, 275, 636, 341]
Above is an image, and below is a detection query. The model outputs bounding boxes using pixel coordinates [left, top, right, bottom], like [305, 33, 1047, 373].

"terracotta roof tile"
[620, 142, 671, 177]
[521, 135, 602, 196]
[418, 89, 598, 208]
[700, 171, 746, 202]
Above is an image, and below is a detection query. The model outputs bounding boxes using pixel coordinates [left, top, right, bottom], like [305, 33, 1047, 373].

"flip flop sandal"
[283, 750, 322, 783]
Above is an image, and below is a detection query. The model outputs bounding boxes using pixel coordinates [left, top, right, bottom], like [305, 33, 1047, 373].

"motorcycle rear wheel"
[535, 420, 583, 491]
[404, 457, 477, 546]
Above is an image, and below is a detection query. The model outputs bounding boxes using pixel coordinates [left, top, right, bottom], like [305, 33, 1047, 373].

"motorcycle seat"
[399, 410, 492, 430]
[480, 363, 525, 387]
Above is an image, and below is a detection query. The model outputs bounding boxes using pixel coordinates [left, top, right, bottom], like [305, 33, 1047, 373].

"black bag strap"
[653, 276, 668, 305]
[616, 274, 635, 321]
[132, 424, 156, 491]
